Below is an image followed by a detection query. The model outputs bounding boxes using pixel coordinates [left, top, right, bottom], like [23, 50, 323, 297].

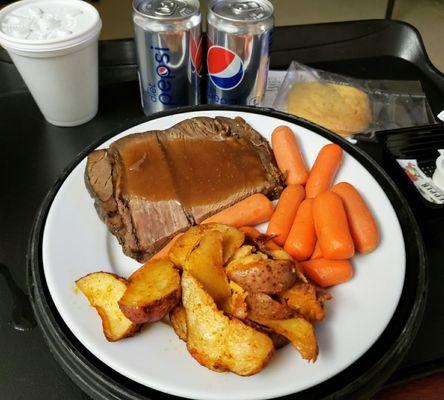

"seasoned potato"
[250, 315, 318, 362]
[76, 272, 140, 341]
[228, 240, 307, 284]
[220, 280, 248, 320]
[183, 230, 231, 303]
[281, 282, 331, 322]
[227, 245, 268, 269]
[246, 292, 294, 320]
[216, 224, 245, 262]
[182, 272, 274, 376]
[221, 291, 248, 320]
[169, 225, 204, 267]
[243, 318, 289, 349]
[266, 248, 293, 261]
[230, 244, 256, 261]
[227, 259, 297, 294]
[170, 305, 187, 341]
[169, 223, 245, 267]
[229, 280, 245, 294]
[118, 259, 181, 324]
[264, 249, 307, 283]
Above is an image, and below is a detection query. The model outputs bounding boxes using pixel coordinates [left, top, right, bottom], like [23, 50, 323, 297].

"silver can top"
[133, 0, 199, 20]
[210, 0, 273, 22]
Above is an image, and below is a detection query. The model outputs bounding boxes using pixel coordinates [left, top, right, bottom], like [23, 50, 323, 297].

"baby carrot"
[313, 191, 354, 259]
[301, 259, 353, 287]
[239, 226, 281, 250]
[271, 126, 309, 185]
[266, 184, 305, 246]
[310, 241, 323, 260]
[332, 182, 379, 254]
[202, 193, 274, 227]
[305, 144, 343, 198]
[284, 198, 316, 261]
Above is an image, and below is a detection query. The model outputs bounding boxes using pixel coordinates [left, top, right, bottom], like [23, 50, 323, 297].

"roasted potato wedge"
[243, 318, 289, 349]
[250, 315, 318, 362]
[217, 224, 245, 262]
[169, 225, 204, 267]
[266, 248, 293, 261]
[182, 272, 274, 376]
[246, 292, 294, 320]
[169, 223, 245, 267]
[220, 281, 248, 320]
[118, 259, 181, 324]
[183, 230, 231, 303]
[281, 282, 331, 322]
[76, 272, 140, 341]
[221, 291, 248, 320]
[170, 305, 187, 341]
[228, 245, 268, 268]
[227, 259, 297, 294]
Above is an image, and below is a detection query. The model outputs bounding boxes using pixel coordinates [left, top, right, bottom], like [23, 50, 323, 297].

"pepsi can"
[133, 0, 202, 115]
[206, 0, 273, 106]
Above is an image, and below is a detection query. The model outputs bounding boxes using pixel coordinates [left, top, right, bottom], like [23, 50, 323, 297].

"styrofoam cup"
[0, 0, 102, 127]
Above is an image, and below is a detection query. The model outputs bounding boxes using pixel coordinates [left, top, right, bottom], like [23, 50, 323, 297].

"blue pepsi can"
[206, 0, 273, 106]
[133, 0, 202, 115]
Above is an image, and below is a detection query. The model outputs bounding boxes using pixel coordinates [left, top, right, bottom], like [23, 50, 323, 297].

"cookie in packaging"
[273, 61, 435, 137]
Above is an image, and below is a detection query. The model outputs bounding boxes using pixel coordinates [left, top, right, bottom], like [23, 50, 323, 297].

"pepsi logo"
[157, 66, 169, 77]
[207, 46, 244, 90]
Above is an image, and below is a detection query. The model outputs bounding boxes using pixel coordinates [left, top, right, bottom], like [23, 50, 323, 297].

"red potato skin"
[246, 293, 294, 320]
[118, 288, 181, 324]
[228, 260, 297, 294]
[313, 191, 354, 260]
[332, 182, 379, 254]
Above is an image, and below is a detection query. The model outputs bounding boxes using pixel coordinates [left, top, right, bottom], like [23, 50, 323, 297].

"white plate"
[42, 110, 405, 400]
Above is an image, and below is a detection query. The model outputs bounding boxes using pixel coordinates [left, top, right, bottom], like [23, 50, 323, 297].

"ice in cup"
[0, 0, 102, 127]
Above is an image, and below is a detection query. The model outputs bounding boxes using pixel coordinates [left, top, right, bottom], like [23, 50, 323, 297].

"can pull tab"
[154, 1, 177, 16]
[231, 2, 265, 19]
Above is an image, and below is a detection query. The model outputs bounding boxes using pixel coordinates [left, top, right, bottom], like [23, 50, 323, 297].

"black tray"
[27, 105, 426, 400]
[1, 20, 443, 399]
[378, 124, 444, 210]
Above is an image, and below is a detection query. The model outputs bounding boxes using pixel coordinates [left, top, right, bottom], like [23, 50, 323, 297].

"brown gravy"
[118, 134, 178, 201]
[118, 135, 267, 207]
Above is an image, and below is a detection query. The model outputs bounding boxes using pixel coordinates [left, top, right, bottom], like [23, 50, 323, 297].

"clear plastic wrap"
[273, 61, 435, 137]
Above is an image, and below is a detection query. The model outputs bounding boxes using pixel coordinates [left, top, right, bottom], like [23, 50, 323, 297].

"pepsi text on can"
[133, 0, 201, 115]
[149, 45, 175, 106]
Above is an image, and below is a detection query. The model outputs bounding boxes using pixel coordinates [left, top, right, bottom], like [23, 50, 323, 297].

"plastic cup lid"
[0, 0, 102, 52]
